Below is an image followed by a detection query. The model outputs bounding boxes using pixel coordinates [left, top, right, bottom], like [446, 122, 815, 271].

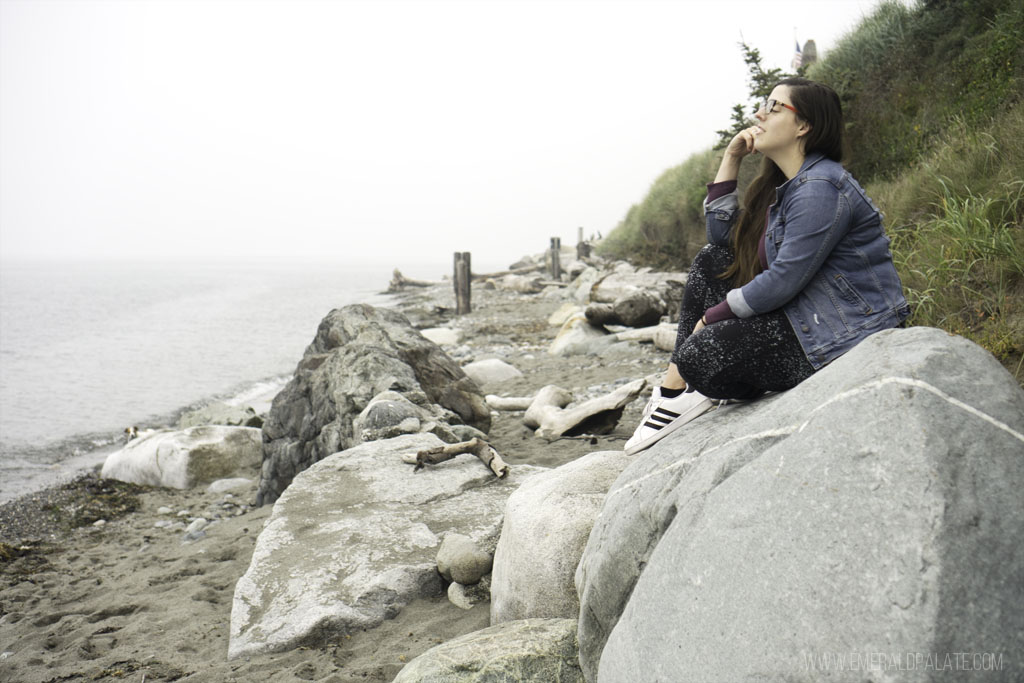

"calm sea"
[0, 259, 444, 503]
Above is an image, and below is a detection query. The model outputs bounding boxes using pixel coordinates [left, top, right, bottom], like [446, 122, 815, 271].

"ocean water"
[0, 259, 441, 503]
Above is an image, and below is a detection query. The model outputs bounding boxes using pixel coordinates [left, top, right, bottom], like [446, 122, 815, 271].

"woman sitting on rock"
[625, 77, 910, 455]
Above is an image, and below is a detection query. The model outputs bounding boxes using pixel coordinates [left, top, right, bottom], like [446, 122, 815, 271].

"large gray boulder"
[391, 618, 584, 683]
[101, 426, 262, 489]
[576, 327, 1024, 682]
[229, 433, 544, 660]
[491, 451, 628, 624]
[257, 304, 490, 505]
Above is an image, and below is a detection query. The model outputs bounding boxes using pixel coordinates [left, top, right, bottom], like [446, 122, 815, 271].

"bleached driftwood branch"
[470, 264, 543, 281]
[486, 395, 535, 411]
[388, 269, 440, 291]
[524, 379, 647, 438]
[402, 437, 510, 478]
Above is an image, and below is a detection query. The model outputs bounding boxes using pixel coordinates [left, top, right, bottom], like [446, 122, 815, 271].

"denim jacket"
[705, 152, 910, 369]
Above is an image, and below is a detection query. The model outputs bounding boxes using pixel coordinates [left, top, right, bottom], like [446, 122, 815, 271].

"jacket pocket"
[832, 273, 873, 315]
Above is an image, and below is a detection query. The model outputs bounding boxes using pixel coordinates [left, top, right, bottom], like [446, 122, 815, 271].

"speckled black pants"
[670, 244, 816, 401]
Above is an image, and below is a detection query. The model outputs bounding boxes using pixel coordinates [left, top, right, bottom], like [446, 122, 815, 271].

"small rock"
[448, 582, 475, 610]
[177, 510, 190, 517]
[461, 359, 523, 386]
[207, 478, 253, 493]
[420, 327, 462, 346]
[183, 530, 206, 543]
[157, 506, 173, 515]
[437, 533, 493, 585]
[186, 518, 209, 535]
[154, 520, 172, 529]
[92, 519, 106, 527]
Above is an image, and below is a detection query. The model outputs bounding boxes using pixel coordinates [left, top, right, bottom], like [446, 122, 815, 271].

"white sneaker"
[624, 387, 715, 455]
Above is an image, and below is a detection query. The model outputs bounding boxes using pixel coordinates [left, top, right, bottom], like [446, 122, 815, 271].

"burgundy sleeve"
[704, 299, 737, 324]
[706, 180, 738, 203]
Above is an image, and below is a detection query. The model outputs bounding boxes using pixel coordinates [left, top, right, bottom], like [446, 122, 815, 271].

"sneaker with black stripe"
[623, 386, 714, 455]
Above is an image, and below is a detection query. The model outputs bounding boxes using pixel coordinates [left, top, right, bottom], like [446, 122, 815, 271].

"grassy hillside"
[598, 0, 1024, 382]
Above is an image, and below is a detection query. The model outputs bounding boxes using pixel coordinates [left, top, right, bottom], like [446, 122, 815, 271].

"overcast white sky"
[1, 0, 891, 271]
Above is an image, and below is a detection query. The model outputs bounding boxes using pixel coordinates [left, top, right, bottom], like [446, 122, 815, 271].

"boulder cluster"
[99, 254, 1024, 681]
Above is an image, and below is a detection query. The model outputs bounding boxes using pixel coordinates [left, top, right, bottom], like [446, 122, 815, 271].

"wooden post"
[453, 251, 471, 314]
[550, 237, 562, 280]
[576, 226, 591, 259]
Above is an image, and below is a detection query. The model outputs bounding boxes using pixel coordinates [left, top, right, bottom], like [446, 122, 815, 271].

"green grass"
[597, 148, 719, 270]
[868, 101, 1024, 381]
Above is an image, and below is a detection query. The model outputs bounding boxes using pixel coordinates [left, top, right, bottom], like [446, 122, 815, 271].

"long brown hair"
[720, 78, 845, 286]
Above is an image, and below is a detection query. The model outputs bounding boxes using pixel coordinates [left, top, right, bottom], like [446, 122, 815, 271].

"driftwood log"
[486, 394, 535, 411]
[585, 290, 665, 328]
[402, 437, 509, 478]
[388, 269, 438, 291]
[470, 264, 543, 281]
[614, 290, 666, 327]
[523, 381, 646, 438]
[585, 303, 620, 326]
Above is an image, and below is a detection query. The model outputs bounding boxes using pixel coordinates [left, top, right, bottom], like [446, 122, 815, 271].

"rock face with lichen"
[256, 304, 491, 506]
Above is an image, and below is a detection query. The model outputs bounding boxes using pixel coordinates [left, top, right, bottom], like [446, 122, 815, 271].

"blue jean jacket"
[705, 152, 911, 369]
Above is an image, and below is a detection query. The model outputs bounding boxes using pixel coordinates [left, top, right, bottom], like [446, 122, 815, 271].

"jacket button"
[801, 325, 809, 332]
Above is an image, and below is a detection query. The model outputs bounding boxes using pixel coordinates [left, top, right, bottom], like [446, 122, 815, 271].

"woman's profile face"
[753, 85, 806, 158]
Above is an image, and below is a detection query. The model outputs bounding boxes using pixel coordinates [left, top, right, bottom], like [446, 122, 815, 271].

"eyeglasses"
[762, 99, 800, 116]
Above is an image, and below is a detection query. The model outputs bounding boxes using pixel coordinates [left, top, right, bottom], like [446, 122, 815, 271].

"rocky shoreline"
[0, 255, 670, 682]
[5, 252, 1021, 683]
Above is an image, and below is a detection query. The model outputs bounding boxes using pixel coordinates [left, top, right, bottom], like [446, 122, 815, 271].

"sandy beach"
[0, 279, 668, 682]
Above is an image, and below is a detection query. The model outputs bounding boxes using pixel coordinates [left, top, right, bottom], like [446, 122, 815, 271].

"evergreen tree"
[715, 42, 795, 148]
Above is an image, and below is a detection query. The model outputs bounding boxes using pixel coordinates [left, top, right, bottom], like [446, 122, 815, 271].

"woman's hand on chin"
[726, 126, 761, 159]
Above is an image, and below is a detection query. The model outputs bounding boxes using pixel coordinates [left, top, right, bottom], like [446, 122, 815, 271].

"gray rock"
[391, 618, 584, 683]
[461, 358, 523, 386]
[206, 477, 253, 493]
[101, 426, 262, 489]
[576, 327, 1024, 682]
[257, 304, 490, 505]
[548, 313, 612, 356]
[565, 267, 603, 303]
[437, 533, 493, 585]
[447, 577, 491, 611]
[420, 327, 462, 346]
[185, 518, 208, 534]
[178, 403, 262, 429]
[491, 451, 628, 624]
[229, 433, 544, 660]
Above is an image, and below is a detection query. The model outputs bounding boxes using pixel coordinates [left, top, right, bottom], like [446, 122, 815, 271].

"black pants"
[670, 244, 816, 401]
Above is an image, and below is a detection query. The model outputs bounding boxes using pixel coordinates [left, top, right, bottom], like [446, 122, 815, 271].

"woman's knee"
[690, 243, 733, 276]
